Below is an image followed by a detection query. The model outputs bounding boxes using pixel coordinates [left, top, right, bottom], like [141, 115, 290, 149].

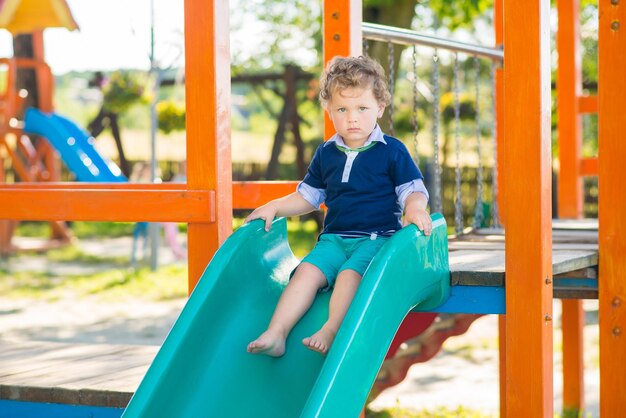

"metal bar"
[362, 22, 504, 61]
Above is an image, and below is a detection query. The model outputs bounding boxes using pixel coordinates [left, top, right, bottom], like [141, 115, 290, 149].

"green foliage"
[157, 100, 186, 134]
[428, 0, 493, 31]
[440, 92, 477, 125]
[102, 71, 146, 114]
[230, 0, 321, 72]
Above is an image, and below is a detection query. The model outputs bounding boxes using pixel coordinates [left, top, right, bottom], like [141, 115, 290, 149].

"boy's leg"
[247, 262, 327, 357]
[303, 269, 361, 355]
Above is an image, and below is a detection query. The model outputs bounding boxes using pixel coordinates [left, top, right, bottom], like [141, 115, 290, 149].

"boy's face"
[326, 86, 385, 148]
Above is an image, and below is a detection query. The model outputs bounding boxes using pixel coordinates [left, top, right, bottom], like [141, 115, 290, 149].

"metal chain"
[490, 61, 500, 228]
[431, 51, 442, 215]
[453, 53, 463, 235]
[387, 42, 395, 136]
[412, 45, 420, 165]
[362, 39, 369, 56]
[472, 56, 484, 229]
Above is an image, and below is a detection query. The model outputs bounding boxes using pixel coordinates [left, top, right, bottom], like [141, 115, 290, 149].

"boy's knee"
[336, 269, 362, 282]
[293, 262, 328, 288]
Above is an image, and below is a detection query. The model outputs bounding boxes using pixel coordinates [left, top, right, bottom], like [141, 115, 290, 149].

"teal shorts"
[298, 234, 389, 289]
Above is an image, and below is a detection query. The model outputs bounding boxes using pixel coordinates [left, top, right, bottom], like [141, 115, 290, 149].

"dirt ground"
[0, 237, 601, 417]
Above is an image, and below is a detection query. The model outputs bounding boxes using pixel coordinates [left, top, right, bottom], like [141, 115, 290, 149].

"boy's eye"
[337, 108, 346, 113]
[359, 107, 367, 112]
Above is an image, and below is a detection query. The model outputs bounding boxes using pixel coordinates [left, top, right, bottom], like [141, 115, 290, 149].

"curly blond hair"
[319, 55, 391, 108]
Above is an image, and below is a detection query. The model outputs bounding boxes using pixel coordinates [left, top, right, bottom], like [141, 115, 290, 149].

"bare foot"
[302, 327, 336, 355]
[247, 328, 286, 357]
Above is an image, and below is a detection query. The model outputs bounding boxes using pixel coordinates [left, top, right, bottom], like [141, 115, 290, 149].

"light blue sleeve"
[297, 181, 326, 209]
[395, 179, 429, 211]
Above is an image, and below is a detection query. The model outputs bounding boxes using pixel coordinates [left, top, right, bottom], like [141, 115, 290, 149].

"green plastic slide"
[121, 214, 449, 418]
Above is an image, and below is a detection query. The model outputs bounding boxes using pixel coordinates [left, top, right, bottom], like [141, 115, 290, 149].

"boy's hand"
[403, 207, 432, 236]
[245, 204, 278, 232]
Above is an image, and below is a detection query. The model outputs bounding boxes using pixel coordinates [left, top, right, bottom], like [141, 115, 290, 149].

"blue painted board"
[0, 400, 123, 418]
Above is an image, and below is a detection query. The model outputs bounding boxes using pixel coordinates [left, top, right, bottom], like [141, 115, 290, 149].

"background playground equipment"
[0, 1, 624, 418]
[0, 0, 78, 254]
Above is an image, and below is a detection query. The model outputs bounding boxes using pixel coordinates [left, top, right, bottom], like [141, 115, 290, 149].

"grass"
[16, 221, 136, 238]
[366, 405, 495, 418]
[45, 245, 129, 265]
[4, 217, 318, 301]
[0, 264, 187, 302]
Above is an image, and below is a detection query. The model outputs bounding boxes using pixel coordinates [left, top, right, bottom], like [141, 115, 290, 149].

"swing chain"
[490, 61, 500, 228]
[362, 39, 369, 56]
[472, 56, 485, 229]
[431, 52, 443, 215]
[387, 42, 395, 136]
[453, 53, 463, 236]
[412, 45, 420, 165]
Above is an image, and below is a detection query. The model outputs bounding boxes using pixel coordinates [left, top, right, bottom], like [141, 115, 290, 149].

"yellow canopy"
[0, 0, 78, 34]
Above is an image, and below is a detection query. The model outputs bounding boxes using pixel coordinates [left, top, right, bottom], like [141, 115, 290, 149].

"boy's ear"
[377, 102, 386, 118]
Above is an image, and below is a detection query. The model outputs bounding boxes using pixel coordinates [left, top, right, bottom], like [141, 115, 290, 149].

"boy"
[246, 56, 431, 357]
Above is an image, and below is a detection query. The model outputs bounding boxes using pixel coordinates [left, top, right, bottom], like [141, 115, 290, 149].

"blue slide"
[23, 108, 127, 182]
[121, 215, 450, 418]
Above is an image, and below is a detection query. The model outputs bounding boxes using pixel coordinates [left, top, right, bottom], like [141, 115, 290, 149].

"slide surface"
[122, 214, 449, 418]
[23, 107, 126, 182]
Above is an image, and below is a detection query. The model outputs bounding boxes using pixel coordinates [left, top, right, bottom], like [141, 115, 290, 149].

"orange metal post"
[504, 0, 553, 417]
[598, 0, 626, 414]
[557, 0, 583, 219]
[184, 0, 232, 292]
[322, 0, 362, 139]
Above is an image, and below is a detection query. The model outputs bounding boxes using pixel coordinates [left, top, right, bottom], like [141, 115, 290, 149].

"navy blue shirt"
[302, 135, 424, 237]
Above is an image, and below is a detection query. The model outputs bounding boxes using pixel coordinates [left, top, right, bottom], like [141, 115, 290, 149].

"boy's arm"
[403, 192, 432, 236]
[245, 192, 317, 231]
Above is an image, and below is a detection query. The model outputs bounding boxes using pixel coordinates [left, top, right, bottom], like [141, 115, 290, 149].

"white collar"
[324, 124, 387, 149]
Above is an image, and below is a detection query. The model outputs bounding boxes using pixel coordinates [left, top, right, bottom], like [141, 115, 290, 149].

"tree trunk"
[12, 34, 39, 114]
[108, 113, 131, 178]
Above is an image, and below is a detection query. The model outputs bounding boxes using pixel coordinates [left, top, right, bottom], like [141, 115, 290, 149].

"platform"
[0, 219, 599, 411]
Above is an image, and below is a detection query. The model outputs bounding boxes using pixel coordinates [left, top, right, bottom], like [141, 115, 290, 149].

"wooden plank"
[449, 242, 597, 251]
[323, 0, 362, 140]
[503, 0, 553, 415]
[598, 0, 626, 413]
[557, 0, 583, 218]
[580, 157, 598, 177]
[449, 249, 596, 285]
[232, 181, 298, 209]
[577, 95, 597, 114]
[0, 340, 157, 407]
[184, 0, 232, 291]
[0, 188, 214, 223]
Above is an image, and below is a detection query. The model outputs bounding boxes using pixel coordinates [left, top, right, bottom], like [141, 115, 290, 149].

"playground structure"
[0, 1, 624, 418]
[0, 0, 78, 253]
